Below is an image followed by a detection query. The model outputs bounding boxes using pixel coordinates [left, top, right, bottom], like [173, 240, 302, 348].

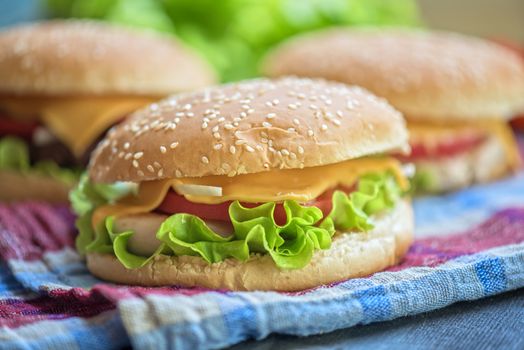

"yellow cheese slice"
[92, 157, 408, 226]
[0, 96, 158, 156]
[408, 119, 521, 170]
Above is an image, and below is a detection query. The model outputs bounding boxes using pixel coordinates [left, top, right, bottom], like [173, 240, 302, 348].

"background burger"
[263, 29, 524, 193]
[0, 20, 216, 202]
[71, 77, 413, 292]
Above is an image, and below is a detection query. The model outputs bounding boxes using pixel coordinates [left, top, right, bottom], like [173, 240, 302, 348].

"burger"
[72, 77, 414, 291]
[0, 20, 216, 202]
[491, 38, 524, 132]
[263, 29, 524, 193]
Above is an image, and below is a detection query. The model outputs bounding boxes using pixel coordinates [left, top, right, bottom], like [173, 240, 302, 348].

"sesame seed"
[133, 152, 144, 159]
[293, 118, 300, 125]
[158, 169, 164, 177]
[321, 124, 328, 131]
[170, 142, 179, 149]
[222, 163, 230, 171]
[213, 143, 223, 150]
[261, 138, 268, 143]
[336, 110, 344, 118]
[242, 104, 250, 110]
[299, 163, 305, 169]
[201, 156, 209, 164]
[266, 113, 276, 119]
[288, 104, 297, 110]
[256, 145, 264, 151]
[240, 112, 247, 118]
[213, 132, 221, 139]
[307, 129, 314, 137]
[175, 170, 182, 178]
[263, 163, 269, 168]
[201, 122, 208, 129]
[176, 112, 185, 117]
[212, 125, 219, 133]
[309, 104, 318, 110]
[118, 152, 125, 158]
[229, 146, 236, 154]
[245, 145, 255, 152]
[160, 146, 167, 154]
[233, 122, 239, 127]
[281, 149, 290, 156]
[186, 112, 194, 118]
[174, 117, 180, 123]
[272, 99, 280, 105]
[298, 146, 304, 154]
[262, 121, 272, 128]
[132, 160, 139, 168]
[247, 109, 255, 114]
[124, 153, 132, 160]
[153, 162, 161, 168]
[123, 142, 130, 149]
[182, 104, 191, 110]
[290, 152, 297, 159]
[235, 139, 247, 145]
[218, 117, 226, 123]
[265, 101, 273, 107]
[333, 119, 341, 126]
[147, 165, 155, 173]
[137, 170, 145, 177]
[224, 123, 234, 130]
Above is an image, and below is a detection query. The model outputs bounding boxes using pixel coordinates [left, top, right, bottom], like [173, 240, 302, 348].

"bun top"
[0, 20, 216, 96]
[89, 77, 408, 183]
[264, 29, 524, 121]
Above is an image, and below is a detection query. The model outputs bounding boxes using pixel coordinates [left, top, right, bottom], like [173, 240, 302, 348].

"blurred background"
[0, 0, 523, 82]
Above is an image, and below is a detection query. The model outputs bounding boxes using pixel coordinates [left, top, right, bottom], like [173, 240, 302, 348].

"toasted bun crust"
[0, 170, 71, 203]
[0, 20, 216, 95]
[264, 29, 524, 121]
[89, 77, 409, 183]
[86, 199, 413, 291]
[415, 134, 515, 193]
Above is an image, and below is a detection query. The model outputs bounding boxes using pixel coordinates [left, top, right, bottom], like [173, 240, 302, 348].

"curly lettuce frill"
[0, 136, 80, 185]
[74, 172, 402, 270]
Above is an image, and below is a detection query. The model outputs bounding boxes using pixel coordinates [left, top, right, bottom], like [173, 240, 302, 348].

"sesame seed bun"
[0, 20, 216, 96]
[263, 28, 524, 121]
[86, 198, 413, 291]
[88, 77, 409, 183]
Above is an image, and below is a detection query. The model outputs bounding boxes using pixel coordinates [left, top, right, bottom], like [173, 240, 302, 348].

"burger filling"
[72, 158, 409, 270]
[398, 120, 520, 192]
[0, 95, 157, 182]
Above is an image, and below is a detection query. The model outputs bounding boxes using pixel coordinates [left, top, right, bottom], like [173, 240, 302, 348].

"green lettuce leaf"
[0, 137, 30, 170]
[73, 171, 402, 269]
[0, 136, 81, 185]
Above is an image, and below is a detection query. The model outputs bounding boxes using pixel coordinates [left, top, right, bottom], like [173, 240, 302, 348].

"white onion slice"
[401, 163, 416, 178]
[174, 184, 223, 197]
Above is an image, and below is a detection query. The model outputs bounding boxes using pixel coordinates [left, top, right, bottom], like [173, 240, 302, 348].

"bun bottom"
[0, 170, 71, 203]
[414, 135, 517, 193]
[86, 199, 414, 292]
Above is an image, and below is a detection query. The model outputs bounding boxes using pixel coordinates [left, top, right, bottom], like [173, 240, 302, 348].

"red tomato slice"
[511, 116, 524, 132]
[398, 133, 486, 161]
[0, 115, 38, 140]
[155, 186, 352, 225]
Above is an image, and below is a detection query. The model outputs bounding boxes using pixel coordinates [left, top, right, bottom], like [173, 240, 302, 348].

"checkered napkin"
[1, 172, 524, 349]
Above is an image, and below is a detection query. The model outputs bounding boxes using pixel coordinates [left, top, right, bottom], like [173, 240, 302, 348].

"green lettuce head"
[73, 171, 403, 270]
